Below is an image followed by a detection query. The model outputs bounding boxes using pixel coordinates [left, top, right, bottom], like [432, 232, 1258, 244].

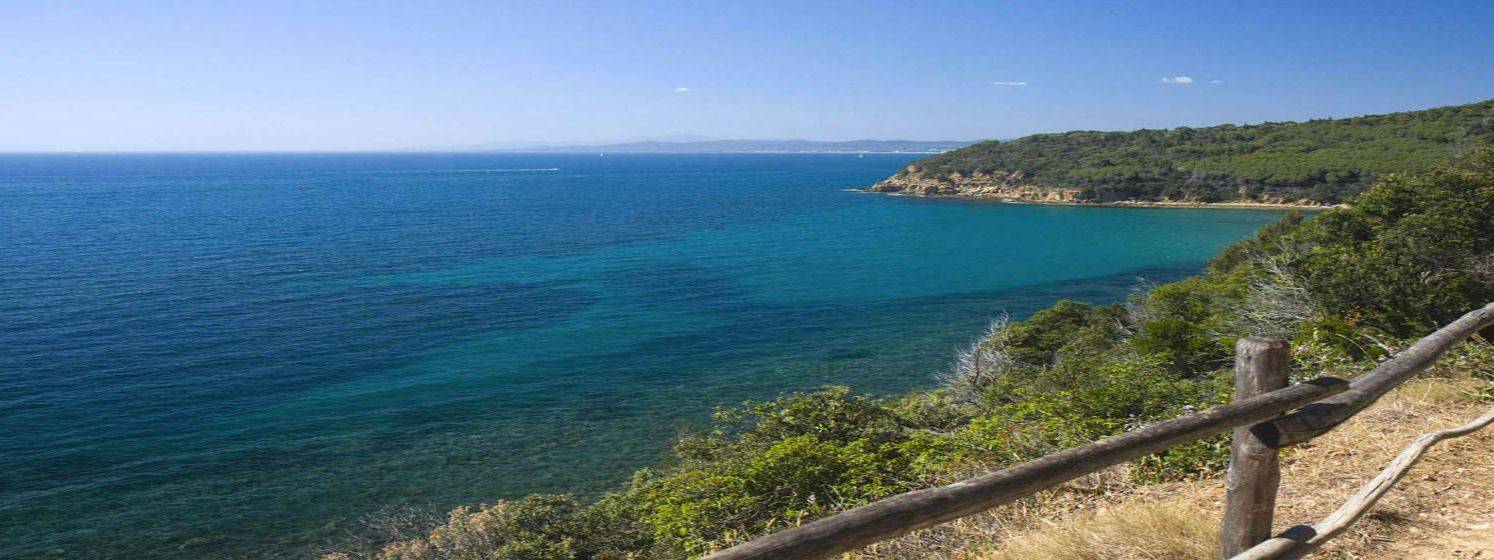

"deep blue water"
[0, 153, 1285, 559]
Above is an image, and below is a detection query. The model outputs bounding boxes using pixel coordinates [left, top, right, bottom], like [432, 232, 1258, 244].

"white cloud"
[1159, 76, 1194, 84]
[674, 87, 690, 93]
[990, 81, 1029, 86]
[1210, 79, 1224, 84]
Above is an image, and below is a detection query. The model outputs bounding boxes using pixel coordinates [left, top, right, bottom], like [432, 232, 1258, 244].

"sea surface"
[0, 153, 1285, 559]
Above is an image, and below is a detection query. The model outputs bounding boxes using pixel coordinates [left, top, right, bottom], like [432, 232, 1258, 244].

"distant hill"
[870, 100, 1494, 204]
[497, 139, 972, 153]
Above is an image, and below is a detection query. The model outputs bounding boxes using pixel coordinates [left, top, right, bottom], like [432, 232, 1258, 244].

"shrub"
[1002, 301, 1113, 365]
[1286, 147, 1494, 337]
[629, 387, 928, 555]
[1129, 279, 1236, 375]
[368, 495, 585, 560]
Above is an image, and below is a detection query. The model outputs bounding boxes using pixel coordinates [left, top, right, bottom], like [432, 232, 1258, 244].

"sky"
[2, 0, 1493, 151]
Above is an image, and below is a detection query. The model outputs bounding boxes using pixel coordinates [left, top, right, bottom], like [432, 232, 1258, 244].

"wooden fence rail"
[1253, 302, 1494, 448]
[702, 302, 1494, 560]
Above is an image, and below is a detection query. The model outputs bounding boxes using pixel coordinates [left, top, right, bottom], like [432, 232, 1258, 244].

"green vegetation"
[324, 148, 1494, 560]
[902, 100, 1494, 203]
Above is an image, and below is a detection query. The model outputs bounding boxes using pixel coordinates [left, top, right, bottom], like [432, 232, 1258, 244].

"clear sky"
[3, 0, 1492, 151]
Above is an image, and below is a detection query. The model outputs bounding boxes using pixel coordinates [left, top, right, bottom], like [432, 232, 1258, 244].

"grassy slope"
[898, 100, 1494, 203]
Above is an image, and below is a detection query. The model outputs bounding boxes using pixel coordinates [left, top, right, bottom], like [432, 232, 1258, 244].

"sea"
[0, 153, 1286, 559]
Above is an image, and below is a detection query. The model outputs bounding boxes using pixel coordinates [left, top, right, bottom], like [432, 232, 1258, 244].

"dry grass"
[1269, 377, 1494, 559]
[844, 375, 1494, 560]
[979, 501, 1216, 560]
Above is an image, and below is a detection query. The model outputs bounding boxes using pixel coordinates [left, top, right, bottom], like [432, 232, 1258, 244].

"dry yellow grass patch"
[978, 501, 1217, 560]
[844, 375, 1493, 560]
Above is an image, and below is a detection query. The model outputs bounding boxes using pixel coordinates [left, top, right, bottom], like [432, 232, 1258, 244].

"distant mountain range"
[455, 139, 973, 153]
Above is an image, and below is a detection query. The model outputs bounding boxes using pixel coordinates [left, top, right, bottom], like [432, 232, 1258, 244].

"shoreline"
[852, 188, 1335, 211]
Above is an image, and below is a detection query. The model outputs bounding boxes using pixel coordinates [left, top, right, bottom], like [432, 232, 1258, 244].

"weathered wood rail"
[702, 302, 1494, 560]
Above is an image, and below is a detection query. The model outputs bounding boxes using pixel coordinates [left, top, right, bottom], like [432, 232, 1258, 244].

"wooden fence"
[702, 302, 1494, 560]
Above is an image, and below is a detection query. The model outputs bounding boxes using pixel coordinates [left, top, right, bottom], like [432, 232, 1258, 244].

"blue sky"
[2, 1, 1492, 151]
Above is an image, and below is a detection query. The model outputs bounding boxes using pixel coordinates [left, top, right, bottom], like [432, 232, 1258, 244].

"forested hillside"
[874, 100, 1494, 204]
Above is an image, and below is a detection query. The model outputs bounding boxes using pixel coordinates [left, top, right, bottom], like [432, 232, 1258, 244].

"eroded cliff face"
[867, 165, 1327, 207]
[868, 167, 1082, 202]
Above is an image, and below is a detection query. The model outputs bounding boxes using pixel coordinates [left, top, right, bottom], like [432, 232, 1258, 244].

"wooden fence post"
[1220, 337, 1291, 558]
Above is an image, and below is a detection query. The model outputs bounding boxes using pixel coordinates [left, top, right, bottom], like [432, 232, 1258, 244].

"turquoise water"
[0, 153, 1284, 559]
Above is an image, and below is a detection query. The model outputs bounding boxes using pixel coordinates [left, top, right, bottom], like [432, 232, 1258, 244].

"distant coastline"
[441, 138, 974, 154]
[510, 150, 954, 154]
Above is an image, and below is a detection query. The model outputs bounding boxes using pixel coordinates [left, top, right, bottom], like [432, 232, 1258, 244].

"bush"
[367, 495, 586, 560]
[1002, 301, 1116, 365]
[1285, 147, 1494, 337]
[1129, 279, 1237, 375]
[954, 351, 1222, 462]
[629, 387, 928, 556]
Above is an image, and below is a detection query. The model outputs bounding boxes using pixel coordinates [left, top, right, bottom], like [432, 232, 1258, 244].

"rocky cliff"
[867, 167, 1081, 202]
[866, 165, 1326, 207]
